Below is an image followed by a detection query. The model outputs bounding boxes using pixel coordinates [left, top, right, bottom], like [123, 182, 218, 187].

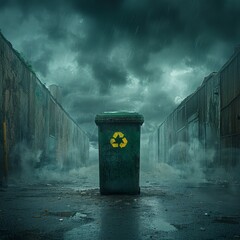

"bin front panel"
[98, 123, 141, 194]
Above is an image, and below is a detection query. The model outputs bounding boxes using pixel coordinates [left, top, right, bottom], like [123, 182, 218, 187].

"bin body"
[95, 112, 144, 195]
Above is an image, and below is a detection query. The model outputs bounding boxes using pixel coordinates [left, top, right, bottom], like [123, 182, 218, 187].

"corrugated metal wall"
[0, 33, 89, 185]
[150, 48, 240, 170]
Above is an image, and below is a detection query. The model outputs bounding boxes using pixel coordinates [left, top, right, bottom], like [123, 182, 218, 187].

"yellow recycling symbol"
[110, 132, 128, 148]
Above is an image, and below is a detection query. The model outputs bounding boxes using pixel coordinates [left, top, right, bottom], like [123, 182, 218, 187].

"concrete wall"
[0, 33, 89, 185]
[220, 48, 240, 168]
[149, 47, 240, 170]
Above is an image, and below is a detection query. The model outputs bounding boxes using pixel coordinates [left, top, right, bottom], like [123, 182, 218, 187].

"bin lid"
[95, 111, 144, 125]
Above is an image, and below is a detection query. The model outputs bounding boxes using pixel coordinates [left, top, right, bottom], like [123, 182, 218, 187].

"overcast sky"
[1, 0, 240, 141]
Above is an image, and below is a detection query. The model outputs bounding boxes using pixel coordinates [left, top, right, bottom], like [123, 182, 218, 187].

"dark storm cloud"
[71, 0, 182, 42]
[65, 92, 137, 124]
[70, 1, 240, 50]
[68, 0, 183, 81]
[2, 1, 240, 70]
[20, 38, 53, 77]
[0, 0, 7, 8]
[2, 0, 240, 47]
[1, 0, 240, 136]
[32, 53, 52, 77]
[68, 0, 240, 87]
[92, 60, 127, 93]
[139, 90, 175, 123]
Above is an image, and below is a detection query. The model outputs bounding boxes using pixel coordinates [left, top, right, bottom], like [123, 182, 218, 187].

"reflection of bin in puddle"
[95, 112, 144, 195]
[99, 199, 140, 239]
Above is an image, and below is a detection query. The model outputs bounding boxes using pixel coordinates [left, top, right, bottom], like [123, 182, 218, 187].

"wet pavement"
[1, 169, 240, 240]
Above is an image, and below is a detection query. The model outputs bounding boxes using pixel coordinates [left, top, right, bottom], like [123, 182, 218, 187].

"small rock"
[59, 218, 63, 222]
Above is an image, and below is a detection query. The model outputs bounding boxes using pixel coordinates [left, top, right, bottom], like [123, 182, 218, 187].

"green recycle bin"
[95, 111, 144, 195]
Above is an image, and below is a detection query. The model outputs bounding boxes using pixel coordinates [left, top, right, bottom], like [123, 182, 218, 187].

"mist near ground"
[9, 137, 240, 190]
[142, 138, 240, 185]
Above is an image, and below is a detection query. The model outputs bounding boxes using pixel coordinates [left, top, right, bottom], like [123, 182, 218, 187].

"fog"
[8, 135, 239, 191]
[8, 142, 97, 188]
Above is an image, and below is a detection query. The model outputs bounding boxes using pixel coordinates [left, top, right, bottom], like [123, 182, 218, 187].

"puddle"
[213, 216, 239, 224]
[64, 223, 98, 240]
[140, 198, 177, 232]
[0, 229, 43, 240]
[145, 217, 177, 232]
[43, 210, 76, 217]
[172, 224, 188, 230]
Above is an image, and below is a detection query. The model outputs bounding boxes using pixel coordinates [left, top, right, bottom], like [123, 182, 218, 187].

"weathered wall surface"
[148, 128, 158, 165]
[0, 33, 89, 185]
[220, 49, 240, 168]
[149, 48, 240, 171]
